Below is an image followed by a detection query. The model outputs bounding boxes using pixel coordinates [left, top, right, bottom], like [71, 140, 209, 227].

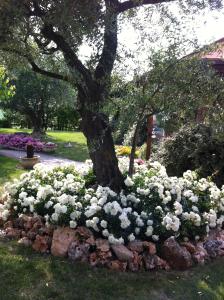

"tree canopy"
[0, 0, 222, 190]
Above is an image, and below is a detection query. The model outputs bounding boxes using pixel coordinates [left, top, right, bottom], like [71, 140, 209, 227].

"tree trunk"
[129, 121, 140, 177]
[146, 115, 154, 160]
[31, 117, 46, 138]
[80, 108, 124, 191]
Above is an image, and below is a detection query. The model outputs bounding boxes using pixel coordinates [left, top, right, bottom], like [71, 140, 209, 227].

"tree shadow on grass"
[1, 240, 224, 300]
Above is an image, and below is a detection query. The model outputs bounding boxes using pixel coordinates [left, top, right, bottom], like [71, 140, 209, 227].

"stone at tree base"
[18, 237, 32, 247]
[38, 225, 54, 237]
[97, 249, 112, 265]
[27, 228, 39, 241]
[32, 235, 51, 253]
[204, 240, 224, 258]
[161, 237, 193, 270]
[3, 220, 13, 229]
[216, 230, 224, 241]
[51, 227, 77, 257]
[89, 252, 99, 267]
[143, 253, 157, 270]
[95, 238, 110, 252]
[85, 235, 95, 246]
[108, 260, 127, 272]
[127, 240, 143, 253]
[143, 241, 157, 255]
[192, 243, 209, 265]
[180, 242, 196, 254]
[154, 256, 170, 271]
[68, 241, 90, 262]
[5, 227, 21, 239]
[74, 226, 93, 240]
[111, 244, 134, 262]
[128, 252, 142, 272]
[88, 249, 112, 267]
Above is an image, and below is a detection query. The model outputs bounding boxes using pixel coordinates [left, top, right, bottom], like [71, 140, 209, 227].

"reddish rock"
[96, 239, 110, 252]
[23, 216, 33, 231]
[192, 243, 209, 265]
[161, 237, 193, 270]
[154, 256, 170, 271]
[33, 235, 51, 253]
[88, 249, 112, 267]
[204, 240, 224, 258]
[128, 240, 143, 253]
[18, 237, 32, 247]
[97, 250, 112, 264]
[216, 230, 224, 241]
[108, 260, 127, 272]
[111, 244, 134, 262]
[39, 225, 55, 237]
[32, 219, 44, 231]
[75, 226, 93, 240]
[86, 236, 96, 246]
[180, 242, 196, 254]
[143, 241, 157, 255]
[5, 227, 21, 239]
[68, 241, 90, 262]
[128, 252, 142, 272]
[3, 220, 13, 229]
[51, 227, 77, 257]
[143, 253, 157, 270]
[27, 228, 38, 241]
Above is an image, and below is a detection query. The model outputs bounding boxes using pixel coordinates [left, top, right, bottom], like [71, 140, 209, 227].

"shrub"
[1, 159, 224, 245]
[158, 124, 224, 187]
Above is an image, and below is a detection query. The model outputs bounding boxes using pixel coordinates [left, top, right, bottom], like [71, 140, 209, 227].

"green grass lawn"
[0, 156, 24, 192]
[0, 128, 89, 162]
[0, 239, 224, 300]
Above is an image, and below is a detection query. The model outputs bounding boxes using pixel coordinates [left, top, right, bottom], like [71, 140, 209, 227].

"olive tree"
[0, 0, 222, 190]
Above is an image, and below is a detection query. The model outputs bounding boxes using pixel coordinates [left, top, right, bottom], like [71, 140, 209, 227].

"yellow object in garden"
[115, 145, 140, 157]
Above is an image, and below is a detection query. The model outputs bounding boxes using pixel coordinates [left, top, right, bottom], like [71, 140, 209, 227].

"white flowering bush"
[1, 158, 224, 245]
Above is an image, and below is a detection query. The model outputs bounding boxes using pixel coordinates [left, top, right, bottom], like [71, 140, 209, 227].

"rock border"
[2, 215, 224, 272]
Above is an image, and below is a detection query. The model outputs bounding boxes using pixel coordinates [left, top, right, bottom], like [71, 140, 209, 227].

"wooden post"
[146, 115, 154, 160]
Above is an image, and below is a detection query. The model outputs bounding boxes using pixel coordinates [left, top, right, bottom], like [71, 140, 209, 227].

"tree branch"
[117, 0, 174, 13]
[41, 24, 92, 86]
[1, 47, 71, 82]
[95, 1, 118, 82]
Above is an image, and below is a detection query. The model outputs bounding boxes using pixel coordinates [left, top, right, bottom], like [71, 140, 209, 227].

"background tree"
[0, 0, 222, 189]
[0, 69, 76, 136]
[107, 49, 224, 175]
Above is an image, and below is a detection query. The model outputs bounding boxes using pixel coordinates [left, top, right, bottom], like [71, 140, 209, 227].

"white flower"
[145, 226, 153, 237]
[100, 220, 108, 229]
[128, 233, 135, 242]
[102, 229, 109, 237]
[70, 220, 77, 228]
[124, 176, 134, 187]
[174, 201, 183, 215]
[152, 235, 159, 241]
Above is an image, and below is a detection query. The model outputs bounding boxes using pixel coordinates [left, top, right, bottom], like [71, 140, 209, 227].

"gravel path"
[0, 149, 86, 170]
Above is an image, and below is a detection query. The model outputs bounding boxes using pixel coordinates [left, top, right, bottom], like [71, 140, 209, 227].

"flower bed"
[0, 133, 56, 152]
[1, 158, 224, 271]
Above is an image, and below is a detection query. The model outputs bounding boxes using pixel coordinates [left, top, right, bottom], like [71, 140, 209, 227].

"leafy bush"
[1, 159, 224, 245]
[158, 124, 224, 187]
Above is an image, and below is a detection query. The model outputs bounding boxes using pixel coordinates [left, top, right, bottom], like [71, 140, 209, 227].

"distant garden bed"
[1, 158, 224, 271]
[0, 133, 57, 153]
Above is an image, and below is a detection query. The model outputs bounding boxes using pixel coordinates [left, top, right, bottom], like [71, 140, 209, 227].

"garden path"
[0, 149, 86, 170]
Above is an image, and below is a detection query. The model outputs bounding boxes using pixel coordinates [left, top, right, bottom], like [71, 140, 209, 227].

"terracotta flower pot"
[20, 156, 40, 169]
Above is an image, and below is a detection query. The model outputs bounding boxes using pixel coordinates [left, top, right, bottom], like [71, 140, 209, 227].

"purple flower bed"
[0, 134, 56, 152]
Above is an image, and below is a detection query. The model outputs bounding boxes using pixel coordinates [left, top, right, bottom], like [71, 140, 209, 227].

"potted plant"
[20, 143, 40, 169]
[43, 142, 57, 153]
